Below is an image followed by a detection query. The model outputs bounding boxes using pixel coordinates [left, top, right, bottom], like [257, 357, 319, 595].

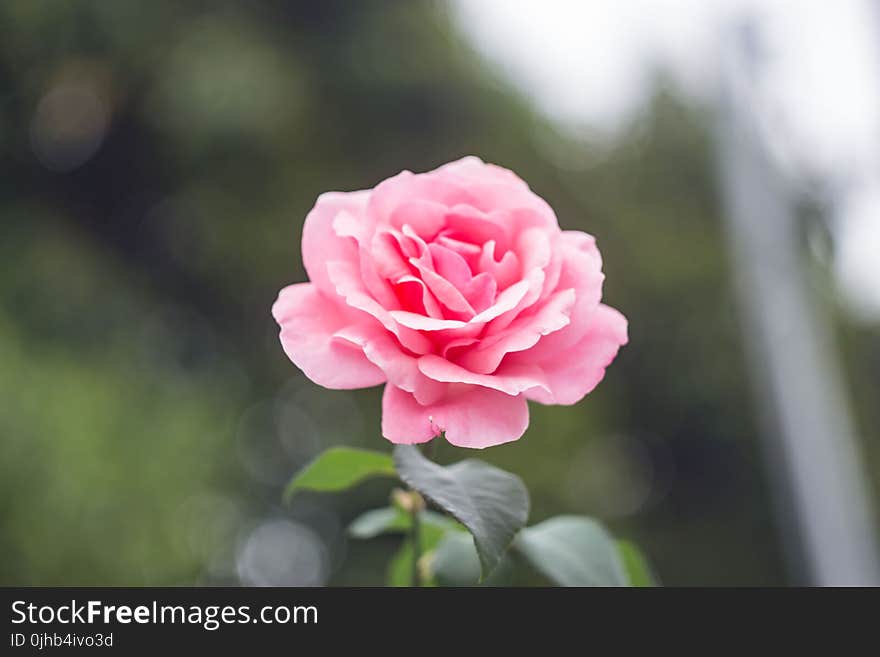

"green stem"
[421, 434, 441, 461]
[410, 503, 422, 587]
[411, 436, 440, 586]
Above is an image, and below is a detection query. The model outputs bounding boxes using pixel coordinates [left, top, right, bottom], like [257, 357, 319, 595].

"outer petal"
[435, 155, 530, 189]
[301, 190, 371, 295]
[368, 170, 472, 228]
[272, 283, 386, 389]
[333, 323, 446, 405]
[521, 231, 605, 360]
[522, 304, 628, 405]
[435, 156, 559, 229]
[381, 384, 529, 448]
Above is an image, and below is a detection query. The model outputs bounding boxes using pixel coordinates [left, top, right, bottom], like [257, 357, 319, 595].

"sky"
[452, 0, 880, 320]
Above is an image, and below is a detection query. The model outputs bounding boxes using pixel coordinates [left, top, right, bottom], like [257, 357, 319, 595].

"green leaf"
[393, 445, 529, 578]
[348, 506, 459, 539]
[430, 531, 480, 586]
[348, 507, 409, 539]
[618, 540, 658, 587]
[430, 531, 515, 586]
[283, 447, 396, 502]
[515, 516, 628, 587]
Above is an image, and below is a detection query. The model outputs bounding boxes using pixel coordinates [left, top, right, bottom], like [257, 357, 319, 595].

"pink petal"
[394, 275, 443, 318]
[434, 234, 481, 270]
[371, 229, 414, 281]
[389, 199, 448, 240]
[521, 232, 605, 360]
[389, 310, 467, 331]
[409, 255, 475, 316]
[444, 203, 510, 251]
[427, 243, 473, 289]
[462, 184, 559, 230]
[332, 209, 370, 244]
[399, 224, 429, 254]
[427, 322, 485, 347]
[505, 205, 559, 232]
[470, 278, 530, 323]
[516, 227, 552, 272]
[327, 260, 433, 354]
[417, 354, 549, 396]
[381, 384, 529, 448]
[368, 170, 471, 228]
[523, 304, 628, 405]
[358, 245, 399, 309]
[272, 283, 386, 389]
[301, 190, 370, 295]
[434, 156, 530, 189]
[333, 324, 446, 405]
[462, 272, 497, 313]
[456, 288, 575, 374]
[483, 269, 545, 332]
[442, 336, 480, 359]
[478, 240, 520, 289]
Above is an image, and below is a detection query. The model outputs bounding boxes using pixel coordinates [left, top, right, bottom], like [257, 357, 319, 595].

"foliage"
[288, 444, 655, 586]
[284, 447, 395, 500]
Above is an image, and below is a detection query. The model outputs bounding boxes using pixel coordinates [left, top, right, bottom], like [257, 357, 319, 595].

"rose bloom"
[272, 157, 627, 448]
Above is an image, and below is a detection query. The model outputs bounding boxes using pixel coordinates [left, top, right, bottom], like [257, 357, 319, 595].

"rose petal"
[434, 234, 481, 270]
[272, 283, 386, 389]
[409, 255, 475, 316]
[358, 245, 399, 309]
[381, 384, 529, 448]
[428, 243, 473, 289]
[522, 304, 628, 405]
[516, 227, 552, 272]
[332, 209, 369, 244]
[456, 288, 575, 374]
[302, 190, 370, 295]
[461, 272, 497, 313]
[399, 224, 429, 254]
[441, 336, 480, 359]
[478, 240, 520, 289]
[434, 156, 530, 189]
[418, 354, 549, 396]
[389, 310, 467, 331]
[521, 232, 605, 360]
[368, 170, 471, 228]
[470, 278, 530, 323]
[333, 324, 446, 405]
[483, 269, 545, 332]
[371, 229, 414, 281]
[394, 275, 443, 318]
[463, 184, 559, 230]
[327, 260, 433, 354]
[389, 199, 448, 240]
[444, 204, 510, 252]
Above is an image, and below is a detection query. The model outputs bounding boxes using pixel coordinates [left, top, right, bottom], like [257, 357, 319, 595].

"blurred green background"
[1, 0, 877, 586]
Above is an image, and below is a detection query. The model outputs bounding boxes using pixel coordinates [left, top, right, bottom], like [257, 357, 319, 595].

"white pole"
[716, 21, 880, 586]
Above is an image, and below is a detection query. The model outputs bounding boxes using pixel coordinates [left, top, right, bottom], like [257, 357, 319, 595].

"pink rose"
[272, 157, 627, 448]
